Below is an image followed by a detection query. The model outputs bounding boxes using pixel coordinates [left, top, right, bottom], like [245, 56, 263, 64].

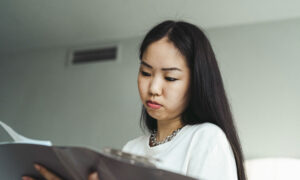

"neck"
[156, 117, 184, 142]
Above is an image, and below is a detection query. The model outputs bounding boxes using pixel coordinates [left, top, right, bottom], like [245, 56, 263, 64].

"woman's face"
[138, 37, 191, 123]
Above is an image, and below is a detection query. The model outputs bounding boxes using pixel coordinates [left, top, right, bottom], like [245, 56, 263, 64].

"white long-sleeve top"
[122, 122, 238, 180]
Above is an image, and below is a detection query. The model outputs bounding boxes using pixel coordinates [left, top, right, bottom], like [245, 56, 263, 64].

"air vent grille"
[72, 46, 117, 64]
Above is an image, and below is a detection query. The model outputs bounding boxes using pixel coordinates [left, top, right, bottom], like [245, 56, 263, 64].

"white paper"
[0, 121, 52, 146]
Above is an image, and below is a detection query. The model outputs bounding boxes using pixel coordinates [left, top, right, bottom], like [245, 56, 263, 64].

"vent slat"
[72, 47, 117, 64]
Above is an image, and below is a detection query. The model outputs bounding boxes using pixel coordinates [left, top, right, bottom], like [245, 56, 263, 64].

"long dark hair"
[139, 20, 246, 180]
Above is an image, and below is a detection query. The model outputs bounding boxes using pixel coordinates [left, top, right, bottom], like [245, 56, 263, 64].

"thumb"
[88, 172, 99, 180]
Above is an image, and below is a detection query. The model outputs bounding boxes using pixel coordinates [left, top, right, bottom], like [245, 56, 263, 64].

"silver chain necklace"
[150, 126, 184, 147]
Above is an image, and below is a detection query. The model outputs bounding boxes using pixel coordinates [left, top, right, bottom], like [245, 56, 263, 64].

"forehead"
[142, 37, 188, 69]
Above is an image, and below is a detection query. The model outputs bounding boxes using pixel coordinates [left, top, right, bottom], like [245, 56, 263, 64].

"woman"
[23, 20, 246, 180]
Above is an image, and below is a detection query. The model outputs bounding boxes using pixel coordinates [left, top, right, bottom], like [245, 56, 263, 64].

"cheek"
[138, 76, 148, 98]
[166, 83, 190, 107]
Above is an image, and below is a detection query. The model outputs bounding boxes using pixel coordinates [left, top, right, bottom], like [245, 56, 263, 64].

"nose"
[149, 77, 162, 96]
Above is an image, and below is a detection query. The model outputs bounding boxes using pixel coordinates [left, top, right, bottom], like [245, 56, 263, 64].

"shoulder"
[185, 122, 232, 154]
[187, 122, 227, 143]
[122, 135, 148, 153]
[186, 123, 238, 179]
[188, 122, 223, 133]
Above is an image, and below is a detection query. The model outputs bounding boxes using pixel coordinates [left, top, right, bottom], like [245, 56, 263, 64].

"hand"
[22, 164, 99, 180]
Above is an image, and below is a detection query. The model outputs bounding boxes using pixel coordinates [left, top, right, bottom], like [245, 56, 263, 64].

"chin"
[147, 111, 166, 121]
[146, 109, 159, 117]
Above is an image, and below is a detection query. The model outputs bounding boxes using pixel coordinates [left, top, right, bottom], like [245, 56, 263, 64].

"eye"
[141, 71, 151, 76]
[165, 77, 178, 81]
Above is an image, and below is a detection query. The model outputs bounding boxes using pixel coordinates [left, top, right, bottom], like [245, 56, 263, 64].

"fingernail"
[34, 164, 41, 171]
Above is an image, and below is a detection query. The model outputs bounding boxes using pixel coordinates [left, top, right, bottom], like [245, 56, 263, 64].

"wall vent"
[72, 46, 117, 64]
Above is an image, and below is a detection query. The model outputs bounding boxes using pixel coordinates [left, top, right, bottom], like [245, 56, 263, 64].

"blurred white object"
[0, 121, 52, 146]
[245, 158, 300, 180]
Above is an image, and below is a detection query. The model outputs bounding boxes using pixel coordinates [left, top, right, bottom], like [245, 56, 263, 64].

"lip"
[146, 100, 162, 109]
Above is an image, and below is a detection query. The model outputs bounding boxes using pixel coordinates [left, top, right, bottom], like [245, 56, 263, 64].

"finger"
[88, 172, 99, 180]
[34, 164, 62, 180]
[22, 176, 35, 180]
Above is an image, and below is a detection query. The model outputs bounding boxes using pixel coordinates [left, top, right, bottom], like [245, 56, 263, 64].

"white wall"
[1, 18, 299, 159]
[207, 18, 300, 159]
[0, 37, 143, 150]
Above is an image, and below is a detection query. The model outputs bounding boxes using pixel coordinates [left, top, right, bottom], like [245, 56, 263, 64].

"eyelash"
[140, 71, 178, 82]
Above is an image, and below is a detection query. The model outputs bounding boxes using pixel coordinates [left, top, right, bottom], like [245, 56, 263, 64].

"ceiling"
[1, 0, 300, 54]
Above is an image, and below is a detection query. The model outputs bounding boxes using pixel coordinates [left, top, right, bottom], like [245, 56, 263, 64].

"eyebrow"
[140, 61, 182, 72]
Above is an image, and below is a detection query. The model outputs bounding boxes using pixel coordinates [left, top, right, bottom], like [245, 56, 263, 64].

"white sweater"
[122, 122, 238, 180]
